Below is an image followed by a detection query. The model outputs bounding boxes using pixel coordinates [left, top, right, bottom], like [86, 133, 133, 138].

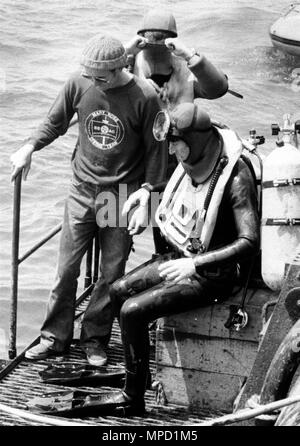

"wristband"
[141, 182, 153, 193]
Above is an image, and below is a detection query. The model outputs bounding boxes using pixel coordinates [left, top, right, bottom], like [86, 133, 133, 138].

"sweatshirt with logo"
[28, 73, 167, 186]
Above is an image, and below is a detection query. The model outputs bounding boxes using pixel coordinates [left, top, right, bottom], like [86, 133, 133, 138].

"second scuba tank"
[261, 115, 300, 291]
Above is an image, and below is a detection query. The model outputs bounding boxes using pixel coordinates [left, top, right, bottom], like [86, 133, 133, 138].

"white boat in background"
[270, 3, 300, 57]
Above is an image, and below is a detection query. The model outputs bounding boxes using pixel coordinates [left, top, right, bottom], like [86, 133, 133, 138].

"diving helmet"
[137, 10, 178, 39]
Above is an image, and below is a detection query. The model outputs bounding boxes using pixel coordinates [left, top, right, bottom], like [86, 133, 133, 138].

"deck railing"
[9, 119, 99, 360]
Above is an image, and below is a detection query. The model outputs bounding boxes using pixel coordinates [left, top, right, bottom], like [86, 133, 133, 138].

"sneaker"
[84, 346, 107, 367]
[25, 343, 65, 360]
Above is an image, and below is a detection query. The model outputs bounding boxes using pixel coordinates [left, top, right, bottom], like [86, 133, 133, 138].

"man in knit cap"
[10, 34, 167, 366]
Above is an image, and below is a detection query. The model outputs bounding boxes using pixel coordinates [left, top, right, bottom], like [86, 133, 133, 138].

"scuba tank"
[261, 115, 300, 291]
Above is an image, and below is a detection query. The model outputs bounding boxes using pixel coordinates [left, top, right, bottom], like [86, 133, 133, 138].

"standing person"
[125, 9, 229, 253]
[10, 34, 167, 366]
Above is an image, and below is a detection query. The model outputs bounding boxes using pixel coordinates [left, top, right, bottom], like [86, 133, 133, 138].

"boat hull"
[270, 5, 300, 57]
[270, 32, 300, 57]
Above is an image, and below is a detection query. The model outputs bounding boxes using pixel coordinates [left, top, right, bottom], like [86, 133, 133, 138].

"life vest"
[133, 53, 195, 110]
[155, 127, 243, 256]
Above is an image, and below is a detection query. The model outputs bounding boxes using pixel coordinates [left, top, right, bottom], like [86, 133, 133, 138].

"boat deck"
[0, 230, 227, 426]
[0, 297, 224, 426]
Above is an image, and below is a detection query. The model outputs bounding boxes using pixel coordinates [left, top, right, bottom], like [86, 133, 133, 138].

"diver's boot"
[68, 368, 148, 417]
[85, 369, 147, 417]
[86, 389, 145, 417]
[121, 367, 148, 415]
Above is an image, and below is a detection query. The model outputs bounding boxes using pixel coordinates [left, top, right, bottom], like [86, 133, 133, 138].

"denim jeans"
[40, 176, 134, 351]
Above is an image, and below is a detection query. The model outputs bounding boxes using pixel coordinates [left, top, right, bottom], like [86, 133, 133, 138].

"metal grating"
[0, 296, 222, 426]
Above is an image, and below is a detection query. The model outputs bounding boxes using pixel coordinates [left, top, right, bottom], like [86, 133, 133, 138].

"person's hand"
[122, 188, 150, 215]
[122, 188, 151, 235]
[165, 38, 198, 61]
[145, 79, 169, 104]
[127, 205, 149, 235]
[10, 143, 34, 182]
[124, 35, 148, 56]
[158, 258, 196, 283]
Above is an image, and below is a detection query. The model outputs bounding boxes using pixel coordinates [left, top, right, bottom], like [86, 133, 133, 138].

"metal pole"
[7, 120, 78, 361]
[84, 240, 93, 288]
[9, 172, 22, 359]
[18, 223, 62, 264]
[93, 232, 100, 283]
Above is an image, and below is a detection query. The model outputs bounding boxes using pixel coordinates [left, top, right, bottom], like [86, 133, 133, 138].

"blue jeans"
[40, 176, 134, 351]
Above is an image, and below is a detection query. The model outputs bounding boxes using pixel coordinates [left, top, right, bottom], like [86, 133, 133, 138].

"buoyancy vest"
[133, 53, 194, 109]
[155, 127, 243, 256]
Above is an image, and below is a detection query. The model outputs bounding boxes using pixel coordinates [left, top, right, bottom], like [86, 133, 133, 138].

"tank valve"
[271, 124, 280, 136]
[243, 129, 265, 153]
[249, 129, 265, 146]
[271, 114, 299, 146]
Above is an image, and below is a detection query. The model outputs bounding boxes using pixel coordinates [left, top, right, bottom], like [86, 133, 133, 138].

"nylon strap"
[262, 178, 300, 189]
[262, 218, 300, 226]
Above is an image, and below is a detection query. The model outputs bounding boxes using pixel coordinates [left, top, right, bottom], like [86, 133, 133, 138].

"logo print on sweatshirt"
[85, 110, 124, 150]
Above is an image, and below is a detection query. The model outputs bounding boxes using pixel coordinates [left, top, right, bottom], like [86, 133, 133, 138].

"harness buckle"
[224, 305, 249, 331]
[187, 238, 205, 254]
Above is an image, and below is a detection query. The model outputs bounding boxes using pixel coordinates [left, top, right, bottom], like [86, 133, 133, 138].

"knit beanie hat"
[81, 34, 127, 75]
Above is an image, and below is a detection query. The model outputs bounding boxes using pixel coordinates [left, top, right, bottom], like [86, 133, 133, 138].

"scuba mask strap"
[190, 103, 198, 130]
[186, 105, 212, 133]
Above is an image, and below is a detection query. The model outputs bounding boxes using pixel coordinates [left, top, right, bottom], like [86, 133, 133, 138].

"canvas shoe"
[25, 342, 66, 360]
[84, 346, 108, 367]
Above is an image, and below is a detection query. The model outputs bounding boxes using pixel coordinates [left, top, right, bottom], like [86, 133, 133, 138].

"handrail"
[18, 223, 62, 264]
[9, 171, 64, 359]
[1, 284, 94, 381]
[8, 116, 100, 360]
[9, 169, 97, 359]
[9, 173, 22, 359]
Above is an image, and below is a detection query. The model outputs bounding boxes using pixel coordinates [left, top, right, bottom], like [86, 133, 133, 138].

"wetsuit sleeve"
[141, 94, 168, 185]
[152, 181, 168, 192]
[193, 160, 260, 269]
[28, 78, 75, 151]
[188, 54, 228, 99]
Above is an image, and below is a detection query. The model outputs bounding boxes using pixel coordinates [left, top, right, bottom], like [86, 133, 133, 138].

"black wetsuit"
[109, 158, 259, 404]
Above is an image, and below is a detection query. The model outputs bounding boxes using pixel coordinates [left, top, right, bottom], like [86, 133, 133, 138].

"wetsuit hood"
[170, 101, 222, 184]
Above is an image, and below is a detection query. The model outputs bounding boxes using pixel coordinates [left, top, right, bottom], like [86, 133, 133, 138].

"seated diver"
[26, 100, 259, 417]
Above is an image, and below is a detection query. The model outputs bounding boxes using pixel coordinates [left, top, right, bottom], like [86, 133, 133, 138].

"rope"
[0, 403, 92, 426]
[152, 380, 168, 406]
[195, 394, 300, 426]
